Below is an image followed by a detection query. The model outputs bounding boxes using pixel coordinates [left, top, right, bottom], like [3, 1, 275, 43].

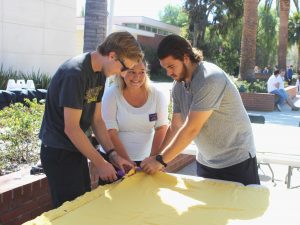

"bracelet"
[106, 149, 115, 158]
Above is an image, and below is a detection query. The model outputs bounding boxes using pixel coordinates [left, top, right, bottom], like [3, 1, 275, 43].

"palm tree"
[278, 0, 290, 70]
[288, 12, 300, 70]
[264, 0, 300, 70]
[239, 0, 259, 81]
[256, 7, 278, 68]
[83, 0, 107, 52]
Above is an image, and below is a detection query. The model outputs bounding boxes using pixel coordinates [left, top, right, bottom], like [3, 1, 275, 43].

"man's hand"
[109, 152, 134, 174]
[141, 156, 164, 175]
[97, 161, 118, 183]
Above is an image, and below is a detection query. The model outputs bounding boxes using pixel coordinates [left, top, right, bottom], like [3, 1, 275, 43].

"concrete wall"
[0, 0, 77, 76]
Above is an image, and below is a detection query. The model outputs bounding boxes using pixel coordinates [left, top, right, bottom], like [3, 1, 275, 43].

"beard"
[175, 64, 188, 82]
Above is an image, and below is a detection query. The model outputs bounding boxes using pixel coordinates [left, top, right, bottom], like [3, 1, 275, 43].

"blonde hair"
[97, 31, 143, 62]
[114, 59, 151, 93]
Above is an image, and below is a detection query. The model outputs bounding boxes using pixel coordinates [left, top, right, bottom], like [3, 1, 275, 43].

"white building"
[76, 16, 181, 54]
[0, 0, 77, 75]
[0, 1, 181, 75]
[111, 16, 181, 37]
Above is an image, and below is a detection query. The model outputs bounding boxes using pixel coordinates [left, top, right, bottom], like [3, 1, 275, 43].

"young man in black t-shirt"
[39, 32, 143, 208]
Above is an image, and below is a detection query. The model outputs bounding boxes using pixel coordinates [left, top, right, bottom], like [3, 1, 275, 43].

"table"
[23, 172, 300, 225]
[252, 123, 300, 188]
[183, 123, 300, 188]
[251, 123, 300, 156]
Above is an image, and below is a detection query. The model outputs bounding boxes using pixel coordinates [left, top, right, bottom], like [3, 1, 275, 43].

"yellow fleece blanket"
[23, 171, 298, 225]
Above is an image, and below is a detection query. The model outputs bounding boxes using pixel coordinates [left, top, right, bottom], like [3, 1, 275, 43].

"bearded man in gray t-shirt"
[141, 35, 260, 185]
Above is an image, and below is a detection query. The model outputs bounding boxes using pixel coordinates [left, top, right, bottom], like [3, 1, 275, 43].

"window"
[124, 23, 137, 29]
[152, 27, 157, 33]
[158, 29, 164, 35]
[139, 24, 145, 30]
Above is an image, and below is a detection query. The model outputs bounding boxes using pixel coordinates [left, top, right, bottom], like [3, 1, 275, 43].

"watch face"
[156, 155, 167, 167]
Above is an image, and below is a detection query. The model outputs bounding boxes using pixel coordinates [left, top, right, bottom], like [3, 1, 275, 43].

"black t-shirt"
[39, 53, 106, 151]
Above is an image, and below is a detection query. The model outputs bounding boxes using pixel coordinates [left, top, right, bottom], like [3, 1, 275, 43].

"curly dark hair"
[157, 34, 203, 63]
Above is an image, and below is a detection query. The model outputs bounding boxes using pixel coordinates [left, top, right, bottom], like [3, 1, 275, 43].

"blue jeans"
[271, 89, 288, 105]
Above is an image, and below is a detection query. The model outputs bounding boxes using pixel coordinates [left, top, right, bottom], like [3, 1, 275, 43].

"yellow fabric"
[23, 172, 299, 225]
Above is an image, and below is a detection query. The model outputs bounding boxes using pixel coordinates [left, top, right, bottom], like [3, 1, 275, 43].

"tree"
[256, 6, 278, 68]
[83, 0, 107, 52]
[206, 19, 243, 76]
[159, 4, 188, 28]
[278, 0, 290, 70]
[288, 12, 300, 70]
[184, 0, 243, 57]
[264, 0, 300, 70]
[239, 0, 259, 81]
[264, 0, 299, 13]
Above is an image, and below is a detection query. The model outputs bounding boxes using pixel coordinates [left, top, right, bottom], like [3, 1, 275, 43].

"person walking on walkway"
[286, 65, 293, 85]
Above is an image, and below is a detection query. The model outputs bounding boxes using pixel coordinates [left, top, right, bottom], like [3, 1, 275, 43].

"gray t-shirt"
[172, 61, 255, 168]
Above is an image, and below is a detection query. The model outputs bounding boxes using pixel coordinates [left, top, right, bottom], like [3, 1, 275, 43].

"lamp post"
[107, 0, 115, 35]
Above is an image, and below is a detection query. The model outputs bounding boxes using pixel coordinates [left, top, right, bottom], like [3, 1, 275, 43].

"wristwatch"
[155, 155, 167, 167]
[106, 149, 117, 161]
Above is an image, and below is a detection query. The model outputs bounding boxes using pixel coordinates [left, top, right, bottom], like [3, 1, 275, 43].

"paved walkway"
[248, 97, 300, 127]
[153, 82, 300, 189]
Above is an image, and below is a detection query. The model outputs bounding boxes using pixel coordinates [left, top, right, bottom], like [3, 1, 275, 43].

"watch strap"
[106, 149, 116, 158]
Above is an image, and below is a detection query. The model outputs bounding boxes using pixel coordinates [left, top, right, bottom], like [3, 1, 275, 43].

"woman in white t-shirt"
[101, 60, 169, 168]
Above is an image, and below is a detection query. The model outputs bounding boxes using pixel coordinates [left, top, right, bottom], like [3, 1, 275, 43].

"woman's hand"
[109, 152, 135, 174]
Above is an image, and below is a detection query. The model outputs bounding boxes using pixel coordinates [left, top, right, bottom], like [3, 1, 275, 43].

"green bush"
[140, 44, 172, 82]
[234, 79, 268, 93]
[0, 99, 44, 175]
[0, 64, 51, 90]
[0, 65, 18, 90]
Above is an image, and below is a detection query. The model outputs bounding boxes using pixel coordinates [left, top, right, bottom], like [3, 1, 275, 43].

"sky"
[76, 0, 184, 20]
[77, 0, 299, 19]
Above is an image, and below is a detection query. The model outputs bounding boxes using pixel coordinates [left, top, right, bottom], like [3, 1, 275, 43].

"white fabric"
[102, 85, 169, 161]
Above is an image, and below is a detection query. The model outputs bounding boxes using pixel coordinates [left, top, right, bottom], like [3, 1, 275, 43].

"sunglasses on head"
[116, 58, 130, 72]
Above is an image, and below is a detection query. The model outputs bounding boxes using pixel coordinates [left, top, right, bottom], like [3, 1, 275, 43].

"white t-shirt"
[102, 84, 169, 161]
[267, 75, 282, 92]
